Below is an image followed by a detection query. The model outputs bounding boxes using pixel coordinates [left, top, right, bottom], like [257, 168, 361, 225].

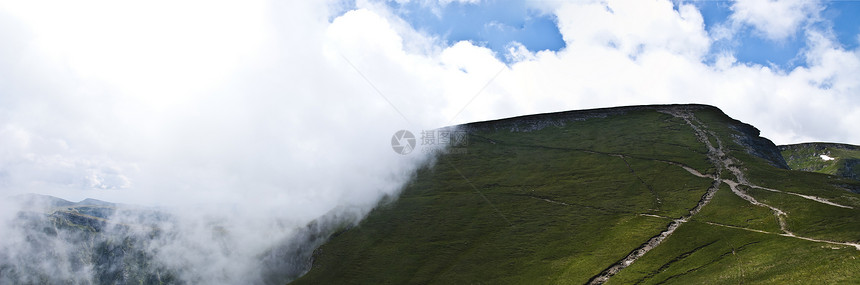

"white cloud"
[0, 0, 270, 105]
[555, 0, 710, 60]
[1, 0, 860, 282]
[730, 0, 822, 41]
[390, 0, 480, 6]
[0, 0, 440, 283]
[450, 0, 860, 145]
[438, 0, 480, 5]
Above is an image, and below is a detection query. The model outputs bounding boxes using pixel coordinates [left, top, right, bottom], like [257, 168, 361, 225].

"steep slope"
[779, 143, 860, 183]
[293, 104, 860, 284]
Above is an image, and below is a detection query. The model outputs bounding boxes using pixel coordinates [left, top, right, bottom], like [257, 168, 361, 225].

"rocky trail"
[589, 109, 860, 284]
[747, 184, 853, 209]
[471, 109, 857, 285]
[587, 110, 725, 285]
[660, 160, 852, 209]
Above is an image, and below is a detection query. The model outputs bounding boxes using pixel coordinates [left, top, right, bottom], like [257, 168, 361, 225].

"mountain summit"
[294, 104, 860, 284]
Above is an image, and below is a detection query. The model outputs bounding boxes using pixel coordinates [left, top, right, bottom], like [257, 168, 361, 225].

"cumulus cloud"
[429, 0, 860, 145]
[554, 0, 710, 59]
[1, 0, 859, 283]
[0, 0, 445, 283]
[730, 0, 823, 41]
[390, 0, 481, 6]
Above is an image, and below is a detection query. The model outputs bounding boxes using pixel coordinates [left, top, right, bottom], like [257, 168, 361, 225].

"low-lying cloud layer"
[0, 0, 858, 283]
[0, 1, 440, 283]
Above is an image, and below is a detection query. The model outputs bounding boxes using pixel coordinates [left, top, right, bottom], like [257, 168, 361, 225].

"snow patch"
[820, 154, 835, 161]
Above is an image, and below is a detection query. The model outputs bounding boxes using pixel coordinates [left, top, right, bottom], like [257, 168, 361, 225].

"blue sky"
[1, 1, 860, 280]
[385, 0, 565, 62]
[3, 0, 860, 204]
[696, 0, 860, 69]
[382, 0, 860, 68]
[823, 1, 860, 51]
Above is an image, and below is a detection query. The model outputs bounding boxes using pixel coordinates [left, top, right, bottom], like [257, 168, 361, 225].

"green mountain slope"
[779, 143, 860, 183]
[292, 104, 860, 284]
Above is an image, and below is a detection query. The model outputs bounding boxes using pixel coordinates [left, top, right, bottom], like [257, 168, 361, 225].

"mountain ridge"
[460, 104, 788, 169]
[294, 103, 860, 284]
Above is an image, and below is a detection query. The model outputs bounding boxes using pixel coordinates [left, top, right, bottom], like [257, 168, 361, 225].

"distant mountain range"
[1, 193, 347, 284]
[1, 194, 178, 284]
[779, 143, 860, 184]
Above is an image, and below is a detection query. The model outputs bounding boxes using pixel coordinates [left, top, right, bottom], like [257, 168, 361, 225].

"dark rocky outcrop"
[726, 122, 789, 169]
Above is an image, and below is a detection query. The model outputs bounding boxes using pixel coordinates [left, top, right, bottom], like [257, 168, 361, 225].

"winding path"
[588, 109, 860, 285]
[587, 110, 725, 285]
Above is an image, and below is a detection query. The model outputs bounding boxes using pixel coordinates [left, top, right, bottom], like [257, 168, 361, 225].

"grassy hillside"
[292, 105, 860, 284]
[779, 143, 860, 182]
